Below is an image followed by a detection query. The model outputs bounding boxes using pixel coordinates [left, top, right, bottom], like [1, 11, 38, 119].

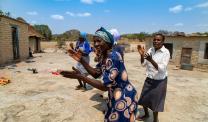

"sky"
[1, 0, 208, 34]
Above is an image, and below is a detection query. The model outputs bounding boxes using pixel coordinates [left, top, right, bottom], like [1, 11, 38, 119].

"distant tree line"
[52, 29, 94, 42]
[195, 32, 208, 36]
[33, 25, 52, 41]
[121, 30, 187, 40]
[121, 32, 149, 40]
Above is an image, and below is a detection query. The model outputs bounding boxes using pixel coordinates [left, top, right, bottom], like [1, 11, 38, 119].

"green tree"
[121, 32, 149, 41]
[5, 12, 11, 17]
[153, 30, 172, 36]
[16, 17, 27, 23]
[204, 32, 208, 36]
[0, 9, 10, 16]
[33, 24, 52, 41]
[0, 10, 3, 15]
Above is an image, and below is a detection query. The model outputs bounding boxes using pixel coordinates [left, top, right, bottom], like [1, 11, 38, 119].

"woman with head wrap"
[109, 28, 124, 61]
[60, 27, 138, 122]
[74, 32, 91, 90]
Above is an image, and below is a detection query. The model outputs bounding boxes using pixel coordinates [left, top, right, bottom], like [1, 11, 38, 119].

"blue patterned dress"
[97, 51, 138, 122]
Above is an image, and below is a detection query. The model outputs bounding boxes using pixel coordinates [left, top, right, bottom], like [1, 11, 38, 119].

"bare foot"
[75, 85, 83, 90]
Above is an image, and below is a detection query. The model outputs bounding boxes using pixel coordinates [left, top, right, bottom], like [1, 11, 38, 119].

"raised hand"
[67, 49, 82, 62]
[144, 53, 152, 61]
[69, 42, 74, 50]
[137, 45, 145, 56]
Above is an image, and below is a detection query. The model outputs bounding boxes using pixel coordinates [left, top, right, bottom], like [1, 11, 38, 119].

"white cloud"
[77, 12, 91, 17]
[184, 7, 193, 11]
[51, 14, 64, 20]
[169, 5, 183, 13]
[174, 23, 184, 27]
[81, 0, 92, 4]
[66, 12, 91, 17]
[184, 2, 208, 12]
[81, 0, 105, 4]
[27, 11, 38, 15]
[66, 12, 75, 16]
[104, 9, 111, 13]
[196, 2, 208, 8]
[168, 2, 208, 14]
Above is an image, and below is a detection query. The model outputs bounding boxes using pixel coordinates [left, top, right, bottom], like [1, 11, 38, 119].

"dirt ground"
[0, 50, 208, 122]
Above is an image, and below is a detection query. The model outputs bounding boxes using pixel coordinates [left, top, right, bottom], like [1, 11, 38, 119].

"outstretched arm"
[80, 58, 102, 78]
[67, 49, 102, 78]
[61, 70, 107, 91]
[80, 75, 108, 91]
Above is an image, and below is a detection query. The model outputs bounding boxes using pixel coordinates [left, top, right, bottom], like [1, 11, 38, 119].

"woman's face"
[93, 36, 110, 56]
[79, 36, 84, 42]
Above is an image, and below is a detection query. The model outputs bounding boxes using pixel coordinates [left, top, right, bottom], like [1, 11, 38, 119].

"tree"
[121, 32, 149, 41]
[0, 10, 3, 15]
[173, 31, 185, 36]
[0, 9, 11, 17]
[195, 32, 208, 36]
[33, 24, 52, 41]
[153, 30, 172, 36]
[16, 17, 27, 23]
[204, 32, 208, 36]
[4, 12, 11, 17]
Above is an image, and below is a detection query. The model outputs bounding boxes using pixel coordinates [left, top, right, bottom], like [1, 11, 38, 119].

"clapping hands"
[137, 45, 145, 56]
[137, 45, 152, 61]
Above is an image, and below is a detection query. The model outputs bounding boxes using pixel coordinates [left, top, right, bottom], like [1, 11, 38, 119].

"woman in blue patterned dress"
[60, 27, 138, 122]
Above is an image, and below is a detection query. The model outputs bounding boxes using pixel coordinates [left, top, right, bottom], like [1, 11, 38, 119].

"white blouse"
[142, 46, 170, 80]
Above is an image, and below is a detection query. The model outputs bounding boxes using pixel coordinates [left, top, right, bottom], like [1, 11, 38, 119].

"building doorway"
[11, 26, 20, 59]
[164, 43, 173, 59]
[36, 37, 39, 52]
[181, 48, 192, 64]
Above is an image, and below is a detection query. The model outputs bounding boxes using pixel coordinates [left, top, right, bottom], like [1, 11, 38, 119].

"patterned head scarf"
[94, 27, 114, 46]
[109, 28, 120, 45]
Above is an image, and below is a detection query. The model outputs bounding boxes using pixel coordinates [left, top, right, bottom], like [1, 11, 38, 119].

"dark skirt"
[138, 77, 167, 112]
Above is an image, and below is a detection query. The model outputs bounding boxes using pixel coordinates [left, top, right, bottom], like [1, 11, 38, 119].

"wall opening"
[11, 26, 20, 60]
[204, 43, 208, 59]
[164, 43, 173, 59]
[181, 48, 192, 64]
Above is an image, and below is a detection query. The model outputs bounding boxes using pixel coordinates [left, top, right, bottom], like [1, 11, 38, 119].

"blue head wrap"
[95, 27, 114, 45]
[80, 32, 87, 39]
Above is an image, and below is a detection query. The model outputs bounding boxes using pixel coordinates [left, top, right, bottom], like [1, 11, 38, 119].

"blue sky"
[1, 0, 208, 34]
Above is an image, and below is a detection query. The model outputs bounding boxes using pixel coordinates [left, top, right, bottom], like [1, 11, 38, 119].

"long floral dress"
[97, 50, 138, 122]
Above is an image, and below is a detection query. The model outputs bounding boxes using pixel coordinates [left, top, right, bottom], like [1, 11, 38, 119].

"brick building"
[0, 15, 42, 65]
[28, 25, 43, 53]
[145, 35, 208, 70]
